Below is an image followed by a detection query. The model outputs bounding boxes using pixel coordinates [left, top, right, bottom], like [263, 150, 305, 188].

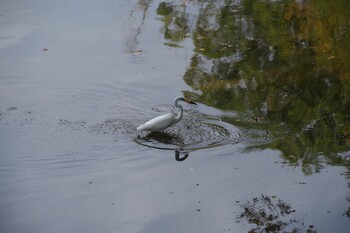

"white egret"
[137, 96, 197, 132]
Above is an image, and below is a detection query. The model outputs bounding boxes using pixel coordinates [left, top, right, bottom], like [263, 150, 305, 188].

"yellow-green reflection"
[157, 0, 350, 175]
[156, 2, 190, 47]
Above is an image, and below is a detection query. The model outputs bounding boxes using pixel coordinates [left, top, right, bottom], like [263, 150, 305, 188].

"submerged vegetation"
[237, 195, 317, 233]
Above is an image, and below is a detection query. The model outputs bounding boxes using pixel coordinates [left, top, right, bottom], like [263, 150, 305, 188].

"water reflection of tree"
[156, 1, 191, 47]
[125, 0, 152, 53]
[156, 0, 350, 174]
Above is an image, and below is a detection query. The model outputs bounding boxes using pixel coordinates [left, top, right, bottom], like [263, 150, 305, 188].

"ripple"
[88, 119, 138, 136]
[151, 104, 173, 113]
[2, 107, 276, 154]
[134, 112, 275, 152]
[134, 118, 236, 151]
[238, 128, 276, 145]
[70, 110, 276, 152]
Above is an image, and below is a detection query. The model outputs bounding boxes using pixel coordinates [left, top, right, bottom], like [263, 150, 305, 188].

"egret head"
[185, 99, 197, 105]
[174, 96, 197, 107]
[182, 97, 197, 105]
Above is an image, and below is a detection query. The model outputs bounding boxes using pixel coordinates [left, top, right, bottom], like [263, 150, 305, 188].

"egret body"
[137, 96, 196, 132]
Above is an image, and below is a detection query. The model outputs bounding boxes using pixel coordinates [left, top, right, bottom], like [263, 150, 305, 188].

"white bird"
[137, 96, 197, 132]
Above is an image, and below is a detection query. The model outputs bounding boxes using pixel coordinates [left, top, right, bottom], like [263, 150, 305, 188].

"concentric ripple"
[135, 117, 238, 151]
[134, 111, 275, 152]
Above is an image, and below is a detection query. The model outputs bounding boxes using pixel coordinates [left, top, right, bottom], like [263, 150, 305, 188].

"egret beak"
[185, 99, 197, 105]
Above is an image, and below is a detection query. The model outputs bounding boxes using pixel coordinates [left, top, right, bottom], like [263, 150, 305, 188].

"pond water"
[1, 0, 350, 233]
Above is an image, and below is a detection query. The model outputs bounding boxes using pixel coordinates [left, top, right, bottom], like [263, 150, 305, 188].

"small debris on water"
[7, 107, 17, 111]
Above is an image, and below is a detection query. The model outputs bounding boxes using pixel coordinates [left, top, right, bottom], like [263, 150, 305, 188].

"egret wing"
[137, 113, 175, 131]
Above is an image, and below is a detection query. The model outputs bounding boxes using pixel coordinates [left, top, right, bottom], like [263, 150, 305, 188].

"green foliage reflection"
[156, 2, 191, 47]
[156, 0, 350, 174]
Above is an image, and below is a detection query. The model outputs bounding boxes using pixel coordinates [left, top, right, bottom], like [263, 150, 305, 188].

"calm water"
[1, 1, 349, 232]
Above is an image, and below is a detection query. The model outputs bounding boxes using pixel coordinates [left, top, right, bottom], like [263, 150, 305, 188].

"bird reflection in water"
[174, 150, 189, 161]
[135, 131, 190, 161]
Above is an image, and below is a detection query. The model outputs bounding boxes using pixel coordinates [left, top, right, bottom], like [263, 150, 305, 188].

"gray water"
[1, 1, 349, 233]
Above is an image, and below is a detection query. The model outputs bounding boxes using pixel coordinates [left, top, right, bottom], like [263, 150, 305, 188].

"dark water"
[1, 0, 349, 233]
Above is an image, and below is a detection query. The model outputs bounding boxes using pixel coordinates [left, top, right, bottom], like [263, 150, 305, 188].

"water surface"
[1, 1, 350, 233]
